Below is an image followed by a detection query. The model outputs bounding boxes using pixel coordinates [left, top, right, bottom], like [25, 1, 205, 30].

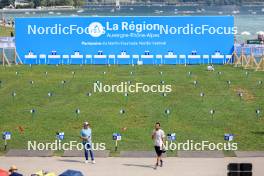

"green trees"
[0, 0, 15, 8]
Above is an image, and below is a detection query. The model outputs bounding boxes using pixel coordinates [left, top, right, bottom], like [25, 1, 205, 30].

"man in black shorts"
[152, 122, 165, 169]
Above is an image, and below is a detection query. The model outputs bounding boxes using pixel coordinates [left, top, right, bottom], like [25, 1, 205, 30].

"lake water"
[1, 5, 264, 42]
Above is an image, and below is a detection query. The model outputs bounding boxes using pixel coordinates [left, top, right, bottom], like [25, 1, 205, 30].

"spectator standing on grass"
[152, 122, 166, 169]
[80, 121, 95, 164]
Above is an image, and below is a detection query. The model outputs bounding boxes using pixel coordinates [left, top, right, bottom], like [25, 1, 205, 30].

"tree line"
[0, 0, 263, 9]
[0, 0, 85, 8]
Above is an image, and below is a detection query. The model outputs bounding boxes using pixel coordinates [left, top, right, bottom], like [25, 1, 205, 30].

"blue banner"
[15, 16, 235, 65]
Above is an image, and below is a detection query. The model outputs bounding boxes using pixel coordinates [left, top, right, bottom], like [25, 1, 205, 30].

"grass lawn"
[0, 26, 14, 37]
[0, 65, 263, 154]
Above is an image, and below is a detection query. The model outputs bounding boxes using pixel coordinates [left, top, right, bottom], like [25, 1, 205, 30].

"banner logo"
[88, 22, 105, 37]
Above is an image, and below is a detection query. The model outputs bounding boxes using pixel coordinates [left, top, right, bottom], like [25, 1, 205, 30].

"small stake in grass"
[103, 71, 106, 75]
[75, 108, 80, 117]
[218, 71, 222, 75]
[210, 109, 215, 119]
[61, 80, 66, 88]
[130, 71, 133, 75]
[95, 80, 100, 85]
[257, 80, 262, 87]
[193, 80, 198, 87]
[256, 109, 261, 119]
[167, 133, 176, 150]
[238, 92, 243, 101]
[224, 134, 234, 141]
[56, 132, 65, 140]
[160, 71, 163, 75]
[127, 80, 132, 85]
[226, 80, 231, 88]
[188, 71, 192, 77]
[124, 93, 128, 102]
[113, 133, 121, 151]
[44, 71, 48, 78]
[30, 80, 34, 85]
[15, 71, 19, 76]
[86, 92, 92, 97]
[48, 92, 53, 101]
[11, 91, 16, 101]
[2, 132, 11, 151]
[165, 109, 170, 117]
[162, 92, 167, 97]
[200, 92, 205, 101]
[72, 71, 75, 78]
[30, 109, 36, 118]
[120, 109, 125, 114]
[160, 80, 165, 84]
[245, 71, 249, 77]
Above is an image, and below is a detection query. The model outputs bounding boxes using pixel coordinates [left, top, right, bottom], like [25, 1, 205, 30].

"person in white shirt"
[152, 122, 165, 169]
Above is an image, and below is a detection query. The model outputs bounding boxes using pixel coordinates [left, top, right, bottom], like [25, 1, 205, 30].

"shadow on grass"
[58, 159, 83, 163]
[251, 131, 264, 135]
[123, 163, 155, 169]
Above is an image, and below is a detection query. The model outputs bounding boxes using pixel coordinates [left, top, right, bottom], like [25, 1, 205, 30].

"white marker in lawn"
[48, 92, 53, 97]
[86, 92, 92, 96]
[193, 80, 198, 87]
[165, 109, 170, 117]
[238, 92, 243, 101]
[162, 92, 167, 97]
[200, 92, 205, 101]
[75, 108, 80, 117]
[119, 109, 125, 114]
[256, 109, 261, 118]
[210, 109, 215, 119]
[226, 80, 231, 88]
[61, 80, 66, 87]
[72, 71, 75, 78]
[30, 109, 36, 118]
[245, 71, 249, 77]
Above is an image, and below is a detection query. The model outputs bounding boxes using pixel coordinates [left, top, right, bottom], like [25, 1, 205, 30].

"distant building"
[14, 0, 30, 7]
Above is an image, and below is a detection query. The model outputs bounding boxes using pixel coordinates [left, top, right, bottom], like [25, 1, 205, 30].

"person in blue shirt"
[80, 121, 95, 164]
[9, 165, 23, 176]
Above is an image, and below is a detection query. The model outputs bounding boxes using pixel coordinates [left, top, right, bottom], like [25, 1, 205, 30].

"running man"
[80, 121, 95, 164]
[152, 122, 165, 169]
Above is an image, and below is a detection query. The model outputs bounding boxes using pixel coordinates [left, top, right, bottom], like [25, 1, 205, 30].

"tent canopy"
[0, 168, 9, 176]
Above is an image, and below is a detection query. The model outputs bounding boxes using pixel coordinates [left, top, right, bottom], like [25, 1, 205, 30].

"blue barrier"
[15, 16, 235, 65]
